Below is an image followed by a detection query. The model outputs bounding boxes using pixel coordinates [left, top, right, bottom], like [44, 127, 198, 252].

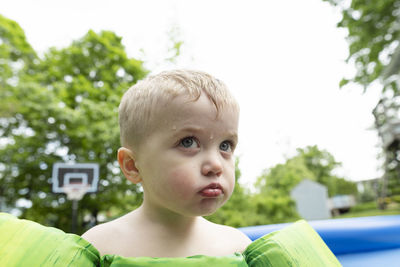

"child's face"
[136, 93, 239, 217]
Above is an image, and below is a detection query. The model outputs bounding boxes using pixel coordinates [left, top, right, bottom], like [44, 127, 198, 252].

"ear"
[117, 147, 142, 184]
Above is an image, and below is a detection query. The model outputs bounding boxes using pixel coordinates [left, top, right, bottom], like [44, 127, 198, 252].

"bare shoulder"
[81, 219, 124, 254]
[82, 220, 115, 242]
[204, 220, 252, 254]
[218, 224, 252, 252]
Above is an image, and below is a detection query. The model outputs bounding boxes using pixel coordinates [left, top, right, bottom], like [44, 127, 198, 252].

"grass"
[334, 202, 400, 219]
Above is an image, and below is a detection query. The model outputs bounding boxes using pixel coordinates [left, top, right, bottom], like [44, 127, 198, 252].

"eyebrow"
[228, 132, 239, 142]
[174, 126, 238, 141]
[172, 126, 204, 137]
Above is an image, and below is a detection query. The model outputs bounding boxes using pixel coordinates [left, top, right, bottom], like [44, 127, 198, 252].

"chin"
[200, 210, 217, 217]
[198, 204, 224, 216]
[186, 207, 217, 217]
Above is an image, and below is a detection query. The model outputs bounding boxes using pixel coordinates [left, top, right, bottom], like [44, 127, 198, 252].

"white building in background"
[290, 179, 331, 220]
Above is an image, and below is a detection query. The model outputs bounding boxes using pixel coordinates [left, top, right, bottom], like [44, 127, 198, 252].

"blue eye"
[220, 141, 232, 152]
[180, 137, 197, 148]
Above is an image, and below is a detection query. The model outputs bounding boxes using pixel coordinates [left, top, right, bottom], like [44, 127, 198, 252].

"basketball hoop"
[51, 162, 99, 233]
[62, 184, 90, 201]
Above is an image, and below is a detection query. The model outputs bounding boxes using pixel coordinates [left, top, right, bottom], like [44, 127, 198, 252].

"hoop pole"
[71, 199, 78, 233]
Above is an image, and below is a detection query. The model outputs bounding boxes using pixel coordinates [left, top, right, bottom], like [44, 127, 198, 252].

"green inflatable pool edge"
[0, 212, 341, 266]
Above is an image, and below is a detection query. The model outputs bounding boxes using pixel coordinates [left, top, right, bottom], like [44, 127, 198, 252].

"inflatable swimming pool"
[239, 215, 400, 267]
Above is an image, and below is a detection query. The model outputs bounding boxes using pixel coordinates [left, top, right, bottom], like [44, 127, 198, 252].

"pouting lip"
[199, 183, 223, 193]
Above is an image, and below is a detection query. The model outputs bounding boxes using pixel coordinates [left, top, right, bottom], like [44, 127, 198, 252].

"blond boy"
[82, 70, 251, 257]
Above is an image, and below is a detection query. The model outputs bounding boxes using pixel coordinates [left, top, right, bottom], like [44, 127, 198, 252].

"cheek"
[167, 167, 197, 198]
[225, 163, 236, 195]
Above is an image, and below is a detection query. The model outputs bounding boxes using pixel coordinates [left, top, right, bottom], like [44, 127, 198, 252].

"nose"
[201, 151, 223, 177]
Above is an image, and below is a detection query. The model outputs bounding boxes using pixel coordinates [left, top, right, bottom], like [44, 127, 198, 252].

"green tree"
[256, 155, 316, 195]
[323, 0, 400, 202]
[252, 146, 357, 223]
[296, 146, 339, 185]
[251, 151, 315, 225]
[322, 0, 399, 93]
[257, 146, 357, 197]
[0, 14, 37, 116]
[296, 146, 357, 196]
[0, 15, 147, 233]
[249, 190, 299, 225]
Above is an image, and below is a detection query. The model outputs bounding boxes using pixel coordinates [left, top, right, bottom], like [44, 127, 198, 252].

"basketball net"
[62, 184, 90, 201]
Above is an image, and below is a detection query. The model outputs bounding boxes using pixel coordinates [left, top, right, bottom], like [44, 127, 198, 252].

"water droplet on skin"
[209, 135, 214, 140]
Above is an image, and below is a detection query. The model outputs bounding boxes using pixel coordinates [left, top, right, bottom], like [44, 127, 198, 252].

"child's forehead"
[150, 94, 239, 132]
[154, 94, 217, 119]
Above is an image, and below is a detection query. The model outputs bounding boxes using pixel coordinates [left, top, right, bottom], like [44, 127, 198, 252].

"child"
[82, 69, 251, 258]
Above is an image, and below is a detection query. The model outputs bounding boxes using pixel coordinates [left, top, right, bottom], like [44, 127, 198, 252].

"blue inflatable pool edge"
[239, 215, 400, 255]
[239, 215, 400, 267]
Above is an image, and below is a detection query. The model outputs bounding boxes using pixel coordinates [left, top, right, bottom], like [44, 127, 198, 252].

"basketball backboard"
[52, 163, 99, 194]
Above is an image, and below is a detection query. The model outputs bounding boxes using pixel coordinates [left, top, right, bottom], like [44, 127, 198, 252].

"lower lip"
[199, 188, 222, 197]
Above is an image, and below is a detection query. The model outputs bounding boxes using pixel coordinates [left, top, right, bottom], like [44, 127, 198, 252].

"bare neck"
[133, 202, 202, 237]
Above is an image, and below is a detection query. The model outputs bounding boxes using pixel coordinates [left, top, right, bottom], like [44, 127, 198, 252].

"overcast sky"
[2, 0, 384, 187]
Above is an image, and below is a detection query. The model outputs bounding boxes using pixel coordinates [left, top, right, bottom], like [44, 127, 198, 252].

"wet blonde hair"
[118, 69, 239, 148]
